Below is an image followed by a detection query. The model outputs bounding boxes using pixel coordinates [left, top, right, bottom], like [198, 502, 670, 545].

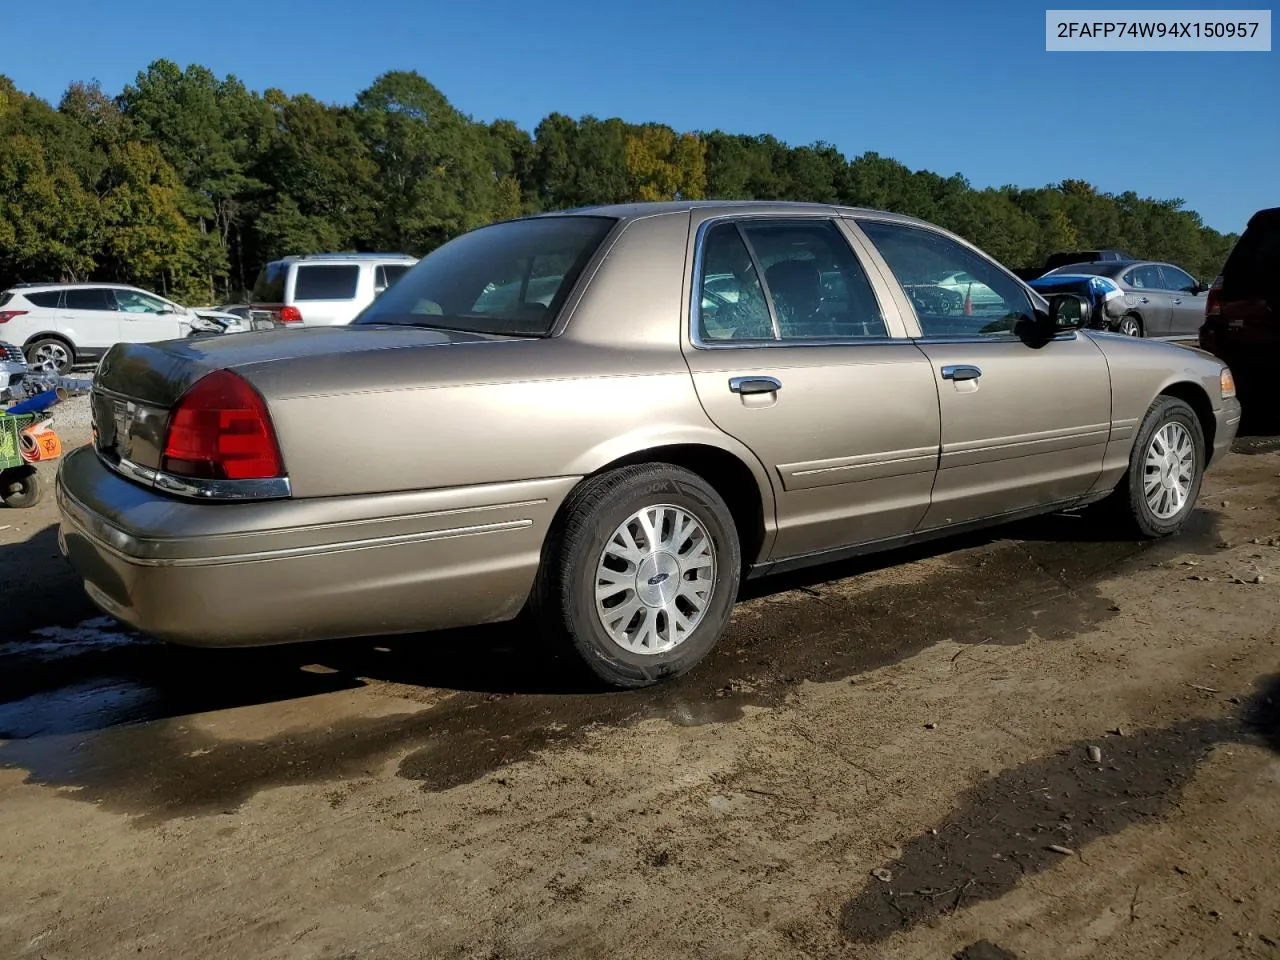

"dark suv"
[1199, 207, 1279, 408]
[1014, 249, 1131, 281]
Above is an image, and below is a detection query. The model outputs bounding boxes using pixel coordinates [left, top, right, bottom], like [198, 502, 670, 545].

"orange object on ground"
[20, 426, 61, 463]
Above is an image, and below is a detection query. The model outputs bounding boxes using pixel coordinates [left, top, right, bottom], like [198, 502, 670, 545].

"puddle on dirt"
[1232, 436, 1280, 456]
[839, 674, 1280, 944]
[0, 509, 1224, 819]
[954, 942, 1019, 960]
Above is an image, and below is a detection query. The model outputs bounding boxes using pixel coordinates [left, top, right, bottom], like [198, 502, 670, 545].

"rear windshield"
[355, 216, 617, 337]
[377, 264, 412, 289]
[1222, 211, 1280, 298]
[251, 261, 289, 303]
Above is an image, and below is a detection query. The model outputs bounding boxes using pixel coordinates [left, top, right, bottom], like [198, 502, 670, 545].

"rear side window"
[376, 264, 411, 291]
[251, 261, 289, 303]
[356, 216, 616, 336]
[0, 291, 10, 308]
[1222, 212, 1280, 297]
[1123, 265, 1163, 289]
[294, 264, 360, 301]
[64, 288, 113, 311]
[26, 291, 62, 308]
[697, 219, 887, 341]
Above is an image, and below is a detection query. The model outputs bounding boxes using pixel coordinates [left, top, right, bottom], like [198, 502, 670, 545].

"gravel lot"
[0, 410, 1277, 959]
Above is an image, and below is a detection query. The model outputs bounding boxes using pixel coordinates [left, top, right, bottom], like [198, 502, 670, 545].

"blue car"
[1028, 273, 1128, 333]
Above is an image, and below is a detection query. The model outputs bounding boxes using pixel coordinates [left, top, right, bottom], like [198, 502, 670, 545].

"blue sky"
[5, 0, 1277, 233]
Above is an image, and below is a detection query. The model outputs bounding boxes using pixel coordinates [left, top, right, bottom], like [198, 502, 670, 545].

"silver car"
[57, 202, 1240, 688]
[1043, 260, 1211, 338]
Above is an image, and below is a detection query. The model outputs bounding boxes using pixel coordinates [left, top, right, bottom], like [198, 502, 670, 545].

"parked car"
[248, 253, 418, 328]
[1014, 249, 1133, 282]
[932, 270, 1005, 310]
[0, 284, 245, 373]
[1198, 206, 1279, 408]
[1042, 249, 1131, 273]
[1041, 260, 1209, 337]
[0, 341, 27, 402]
[58, 202, 1240, 689]
[1026, 273, 1128, 330]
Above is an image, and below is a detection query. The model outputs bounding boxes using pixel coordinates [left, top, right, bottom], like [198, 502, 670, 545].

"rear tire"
[1110, 396, 1204, 538]
[533, 463, 741, 689]
[25, 337, 74, 374]
[1, 467, 41, 508]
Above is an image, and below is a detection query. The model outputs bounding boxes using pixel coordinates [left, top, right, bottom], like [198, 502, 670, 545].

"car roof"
[275, 252, 418, 263]
[6, 282, 157, 293]
[1046, 261, 1138, 277]
[531, 199, 941, 229]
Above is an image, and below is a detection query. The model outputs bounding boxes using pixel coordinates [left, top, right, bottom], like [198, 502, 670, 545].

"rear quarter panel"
[245, 338, 771, 502]
[239, 213, 775, 507]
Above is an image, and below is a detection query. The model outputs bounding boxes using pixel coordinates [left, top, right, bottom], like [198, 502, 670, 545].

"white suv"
[248, 253, 418, 327]
[0, 283, 245, 373]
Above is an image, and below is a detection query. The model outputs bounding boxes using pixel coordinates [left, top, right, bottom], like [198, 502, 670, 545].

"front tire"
[533, 463, 741, 689]
[1114, 396, 1205, 537]
[1116, 314, 1143, 337]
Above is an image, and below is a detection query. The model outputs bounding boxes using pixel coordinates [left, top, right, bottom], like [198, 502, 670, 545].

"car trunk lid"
[91, 325, 513, 477]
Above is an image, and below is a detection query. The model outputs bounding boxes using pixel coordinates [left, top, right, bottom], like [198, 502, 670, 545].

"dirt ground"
[1, 409, 1278, 960]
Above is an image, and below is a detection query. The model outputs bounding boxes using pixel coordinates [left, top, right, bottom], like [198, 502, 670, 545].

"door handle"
[1139, 296, 1150, 304]
[729, 376, 782, 395]
[1172, 297, 1183, 305]
[940, 364, 982, 382]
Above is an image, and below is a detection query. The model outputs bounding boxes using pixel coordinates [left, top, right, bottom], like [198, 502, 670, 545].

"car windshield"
[355, 216, 617, 336]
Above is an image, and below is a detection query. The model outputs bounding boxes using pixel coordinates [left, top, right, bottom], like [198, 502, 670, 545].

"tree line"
[0, 61, 1240, 303]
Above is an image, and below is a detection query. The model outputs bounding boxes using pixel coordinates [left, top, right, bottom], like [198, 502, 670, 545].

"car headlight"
[1089, 276, 1123, 301]
[1220, 367, 1236, 400]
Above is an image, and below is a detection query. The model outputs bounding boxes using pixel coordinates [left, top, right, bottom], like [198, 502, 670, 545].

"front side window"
[294, 264, 360, 301]
[857, 220, 1034, 338]
[1159, 265, 1196, 292]
[696, 219, 887, 342]
[113, 289, 171, 313]
[357, 216, 616, 337]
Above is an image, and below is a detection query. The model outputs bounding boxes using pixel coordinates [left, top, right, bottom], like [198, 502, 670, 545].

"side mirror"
[1047, 293, 1089, 330]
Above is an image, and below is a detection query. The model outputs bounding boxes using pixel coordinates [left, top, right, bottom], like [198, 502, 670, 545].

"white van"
[248, 253, 418, 328]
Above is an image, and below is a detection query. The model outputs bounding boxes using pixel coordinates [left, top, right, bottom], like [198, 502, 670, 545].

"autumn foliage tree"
[0, 62, 1242, 302]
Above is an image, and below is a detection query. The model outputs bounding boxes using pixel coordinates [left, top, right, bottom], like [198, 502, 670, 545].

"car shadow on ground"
[0, 495, 1225, 741]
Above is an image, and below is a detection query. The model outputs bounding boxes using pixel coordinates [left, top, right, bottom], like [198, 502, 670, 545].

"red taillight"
[1205, 276, 1223, 318]
[0, 310, 27, 323]
[161, 370, 284, 481]
[278, 305, 303, 324]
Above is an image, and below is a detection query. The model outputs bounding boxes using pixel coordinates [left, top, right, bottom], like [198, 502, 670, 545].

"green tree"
[252, 93, 378, 262]
[355, 70, 501, 253]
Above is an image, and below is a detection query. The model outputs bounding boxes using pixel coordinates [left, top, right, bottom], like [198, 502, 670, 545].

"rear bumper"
[56, 445, 577, 647]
